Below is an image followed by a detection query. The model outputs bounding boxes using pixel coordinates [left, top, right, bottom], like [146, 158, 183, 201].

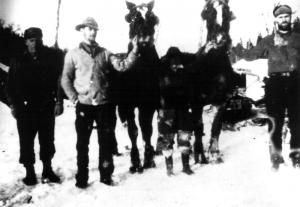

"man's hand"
[203, 41, 217, 54]
[54, 102, 64, 116]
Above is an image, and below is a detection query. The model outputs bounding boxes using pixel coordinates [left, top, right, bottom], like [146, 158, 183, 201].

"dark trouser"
[191, 106, 205, 154]
[16, 107, 55, 165]
[265, 73, 300, 153]
[75, 103, 115, 180]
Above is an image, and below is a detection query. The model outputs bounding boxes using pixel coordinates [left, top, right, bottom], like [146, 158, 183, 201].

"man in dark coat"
[158, 47, 195, 176]
[6, 27, 64, 185]
[234, 5, 300, 170]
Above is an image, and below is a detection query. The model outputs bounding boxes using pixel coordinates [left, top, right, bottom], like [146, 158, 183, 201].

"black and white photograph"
[1, 0, 300, 206]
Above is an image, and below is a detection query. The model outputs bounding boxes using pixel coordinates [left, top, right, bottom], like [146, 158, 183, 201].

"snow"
[1, 100, 300, 207]
[233, 59, 269, 101]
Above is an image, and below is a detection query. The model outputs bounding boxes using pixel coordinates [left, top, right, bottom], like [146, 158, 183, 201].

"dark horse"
[0, 21, 25, 106]
[189, 0, 244, 162]
[189, 0, 271, 163]
[116, 1, 160, 173]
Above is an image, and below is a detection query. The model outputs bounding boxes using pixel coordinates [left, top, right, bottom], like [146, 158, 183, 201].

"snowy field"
[1, 98, 300, 207]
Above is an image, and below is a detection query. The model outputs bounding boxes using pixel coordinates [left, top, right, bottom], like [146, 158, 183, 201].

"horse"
[189, 0, 247, 163]
[0, 21, 25, 106]
[116, 1, 160, 173]
[186, 0, 276, 163]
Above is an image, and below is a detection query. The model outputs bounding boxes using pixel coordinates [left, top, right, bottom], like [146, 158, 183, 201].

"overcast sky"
[0, 0, 299, 56]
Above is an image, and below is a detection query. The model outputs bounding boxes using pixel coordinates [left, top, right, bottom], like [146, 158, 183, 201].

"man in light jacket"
[61, 17, 138, 188]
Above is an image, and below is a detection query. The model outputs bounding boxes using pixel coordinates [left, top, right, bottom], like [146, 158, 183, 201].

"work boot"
[165, 156, 174, 176]
[75, 168, 88, 188]
[100, 175, 117, 186]
[42, 161, 61, 183]
[290, 151, 300, 168]
[181, 153, 194, 175]
[194, 152, 208, 164]
[23, 164, 37, 186]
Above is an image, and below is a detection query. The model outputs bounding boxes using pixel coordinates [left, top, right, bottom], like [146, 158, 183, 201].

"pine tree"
[293, 17, 300, 34]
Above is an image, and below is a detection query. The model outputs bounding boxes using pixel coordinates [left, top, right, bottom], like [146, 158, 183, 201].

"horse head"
[201, 0, 235, 50]
[125, 1, 159, 51]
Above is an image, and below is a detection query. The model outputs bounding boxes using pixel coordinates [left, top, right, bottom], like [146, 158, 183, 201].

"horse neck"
[199, 46, 232, 75]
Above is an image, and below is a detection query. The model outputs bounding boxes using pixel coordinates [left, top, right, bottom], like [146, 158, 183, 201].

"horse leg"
[111, 107, 122, 156]
[139, 106, 156, 169]
[209, 105, 225, 163]
[127, 117, 143, 173]
[119, 105, 143, 173]
[192, 106, 208, 164]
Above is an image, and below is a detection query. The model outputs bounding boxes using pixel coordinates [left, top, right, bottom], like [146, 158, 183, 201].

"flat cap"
[273, 4, 292, 17]
[24, 27, 43, 39]
[75, 17, 99, 31]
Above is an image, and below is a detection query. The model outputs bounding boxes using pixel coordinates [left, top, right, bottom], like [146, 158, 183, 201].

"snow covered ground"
[1, 100, 300, 207]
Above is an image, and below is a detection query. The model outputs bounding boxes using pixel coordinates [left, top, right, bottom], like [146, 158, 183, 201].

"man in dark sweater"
[6, 27, 64, 185]
[234, 5, 300, 170]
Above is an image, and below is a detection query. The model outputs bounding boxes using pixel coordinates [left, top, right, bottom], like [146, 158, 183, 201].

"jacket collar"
[79, 42, 102, 58]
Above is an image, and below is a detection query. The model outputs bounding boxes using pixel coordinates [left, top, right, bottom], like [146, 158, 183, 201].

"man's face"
[25, 38, 42, 54]
[82, 26, 97, 43]
[275, 13, 292, 31]
[169, 57, 184, 73]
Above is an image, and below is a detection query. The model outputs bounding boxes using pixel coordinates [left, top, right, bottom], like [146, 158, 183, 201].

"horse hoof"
[143, 161, 156, 169]
[216, 156, 224, 163]
[129, 166, 136, 174]
[201, 158, 209, 164]
[129, 165, 144, 174]
[182, 168, 194, 175]
[137, 166, 144, 173]
[209, 151, 223, 164]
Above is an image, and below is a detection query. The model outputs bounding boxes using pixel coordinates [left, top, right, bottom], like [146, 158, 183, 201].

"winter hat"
[24, 27, 43, 39]
[75, 17, 99, 31]
[273, 4, 292, 17]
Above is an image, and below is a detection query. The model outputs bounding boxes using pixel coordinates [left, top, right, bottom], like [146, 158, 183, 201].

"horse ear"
[126, 1, 136, 10]
[147, 1, 155, 11]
